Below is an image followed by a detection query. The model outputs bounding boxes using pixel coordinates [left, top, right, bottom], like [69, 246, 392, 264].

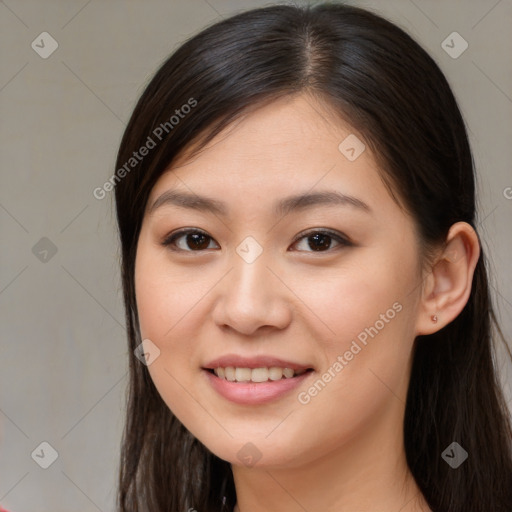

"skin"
[135, 93, 480, 512]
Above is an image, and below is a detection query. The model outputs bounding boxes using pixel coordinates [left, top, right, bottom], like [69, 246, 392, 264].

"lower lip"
[203, 369, 313, 405]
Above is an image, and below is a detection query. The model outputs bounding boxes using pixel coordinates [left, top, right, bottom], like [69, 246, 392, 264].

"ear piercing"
[431, 314, 438, 323]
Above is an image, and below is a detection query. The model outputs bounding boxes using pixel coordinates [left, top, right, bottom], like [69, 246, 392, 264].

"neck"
[232, 455, 428, 512]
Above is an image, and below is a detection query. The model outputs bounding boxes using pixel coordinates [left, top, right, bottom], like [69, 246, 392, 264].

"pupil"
[309, 233, 331, 251]
[188, 233, 209, 250]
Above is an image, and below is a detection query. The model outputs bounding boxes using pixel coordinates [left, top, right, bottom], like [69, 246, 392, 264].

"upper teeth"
[213, 367, 307, 382]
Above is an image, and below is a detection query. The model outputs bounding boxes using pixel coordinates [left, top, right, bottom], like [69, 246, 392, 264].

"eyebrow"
[148, 189, 371, 217]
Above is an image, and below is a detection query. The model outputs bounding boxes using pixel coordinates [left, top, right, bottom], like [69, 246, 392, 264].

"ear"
[415, 222, 480, 335]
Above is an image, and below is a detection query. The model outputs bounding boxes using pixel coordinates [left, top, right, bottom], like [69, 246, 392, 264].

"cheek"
[294, 249, 418, 407]
[134, 248, 216, 437]
[296, 252, 413, 347]
[136, 269, 193, 343]
[289, 278, 415, 464]
[135, 240, 208, 347]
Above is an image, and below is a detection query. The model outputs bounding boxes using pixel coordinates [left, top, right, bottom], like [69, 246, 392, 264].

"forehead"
[169, 94, 363, 168]
[147, 94, 390, 217]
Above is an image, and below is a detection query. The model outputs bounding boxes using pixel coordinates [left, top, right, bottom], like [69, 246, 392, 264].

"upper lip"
[203, 354, 313, 371]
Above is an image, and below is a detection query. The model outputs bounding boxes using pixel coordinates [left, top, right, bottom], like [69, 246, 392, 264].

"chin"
[196, 434, 305, 469]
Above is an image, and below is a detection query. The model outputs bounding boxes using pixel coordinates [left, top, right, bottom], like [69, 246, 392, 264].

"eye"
[290, 229, 352, 253]
[162, 229, 219, 252]
[161, 228, 352, 253]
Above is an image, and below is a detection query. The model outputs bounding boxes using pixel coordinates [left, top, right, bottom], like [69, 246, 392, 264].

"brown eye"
[162, 229, 218, 252]
[162, 228, 351, 254]
[291, 230, 352, 253]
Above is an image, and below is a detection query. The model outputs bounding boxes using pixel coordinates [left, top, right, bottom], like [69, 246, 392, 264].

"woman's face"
[135, 94, 424, 468]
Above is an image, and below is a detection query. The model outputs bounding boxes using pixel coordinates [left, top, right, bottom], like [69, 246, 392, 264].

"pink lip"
[202, 368, 313, 405]
[203, 354, 312, 371]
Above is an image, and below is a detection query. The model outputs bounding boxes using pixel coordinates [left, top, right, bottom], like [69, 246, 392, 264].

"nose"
[212, 248, 292, 336]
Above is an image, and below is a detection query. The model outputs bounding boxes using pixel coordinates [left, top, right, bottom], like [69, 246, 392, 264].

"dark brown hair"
[114, 3, 512, 511]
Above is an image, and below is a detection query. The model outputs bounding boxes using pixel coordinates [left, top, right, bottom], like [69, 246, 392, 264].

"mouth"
[202, 365, 315, 405]
[202, 355, 315, 404]
[204, 366, 313, 383]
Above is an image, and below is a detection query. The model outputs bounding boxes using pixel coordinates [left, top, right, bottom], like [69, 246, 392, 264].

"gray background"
[1, 0, 511, 510]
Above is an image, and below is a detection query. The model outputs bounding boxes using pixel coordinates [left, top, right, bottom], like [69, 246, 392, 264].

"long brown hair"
[114, 3, 512, 511]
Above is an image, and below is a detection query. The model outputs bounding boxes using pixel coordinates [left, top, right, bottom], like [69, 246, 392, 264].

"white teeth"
[225, 367, 236, 381]
[235, 367, 251, 382]
[269, 367, 283, 380]
[212, 366, 308, 382]
[283, 368, 294, 378]
[250, 368, 269, 382]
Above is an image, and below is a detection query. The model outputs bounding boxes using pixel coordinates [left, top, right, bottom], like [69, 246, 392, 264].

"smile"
[211, 366, 309, 382]
[202, 367, 314, 405]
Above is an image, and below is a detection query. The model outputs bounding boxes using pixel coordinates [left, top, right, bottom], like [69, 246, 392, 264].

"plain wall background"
[1, 1, 511, 510]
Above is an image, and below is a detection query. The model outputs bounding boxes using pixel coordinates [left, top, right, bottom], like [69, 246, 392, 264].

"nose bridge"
[213, 237, 290, 335]
[233, 242, 270, 297]
[229, 239, 273, 310]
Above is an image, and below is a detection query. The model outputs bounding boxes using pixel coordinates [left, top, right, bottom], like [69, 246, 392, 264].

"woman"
[113, 3, 512, 511]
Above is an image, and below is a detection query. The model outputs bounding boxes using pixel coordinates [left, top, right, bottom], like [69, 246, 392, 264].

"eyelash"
[161, 228, 353, 253]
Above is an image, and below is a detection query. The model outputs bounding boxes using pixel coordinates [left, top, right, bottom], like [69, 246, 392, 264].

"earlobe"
[415, 222, 480, 335]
